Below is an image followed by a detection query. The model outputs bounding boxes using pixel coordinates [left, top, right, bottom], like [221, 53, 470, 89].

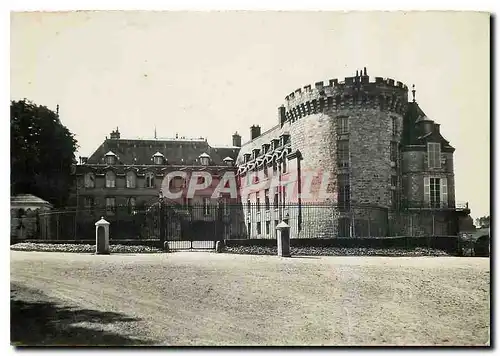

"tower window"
[337, 140, 349, 167]
[337, 116, 349, 134]
[392, 117, 398, 136]
[390, 142, 399, 162]
[427, 143, 441, 169]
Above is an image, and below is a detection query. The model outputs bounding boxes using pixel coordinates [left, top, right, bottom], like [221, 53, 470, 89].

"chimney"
[232, 131, 242, 147]
[110, 127, 120, 139]
[250, 125, 261, 140]
[278, 106, 286, 126]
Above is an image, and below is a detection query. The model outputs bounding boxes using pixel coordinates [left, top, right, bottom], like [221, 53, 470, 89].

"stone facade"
[236, 68, 467, 238]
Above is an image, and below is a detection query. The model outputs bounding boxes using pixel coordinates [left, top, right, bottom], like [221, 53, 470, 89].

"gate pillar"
[95, 217, 110, 255]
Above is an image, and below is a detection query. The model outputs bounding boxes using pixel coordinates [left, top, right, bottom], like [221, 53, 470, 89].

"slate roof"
[86, 138, 240, 166]
[402, 101, 453, 149]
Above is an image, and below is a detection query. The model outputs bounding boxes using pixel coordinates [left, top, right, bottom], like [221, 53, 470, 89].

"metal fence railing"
[26, 201, 462, 242]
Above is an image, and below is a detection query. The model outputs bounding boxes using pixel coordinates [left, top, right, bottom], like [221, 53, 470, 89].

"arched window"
[105, 171, 116, 188]
[84, 172, 95, 188]
[126, 171, 136, 188]
[145, 172, 155, 188]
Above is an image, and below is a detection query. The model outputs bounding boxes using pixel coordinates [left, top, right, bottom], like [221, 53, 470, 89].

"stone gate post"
[276, 221, 291, 257]
[95, 217, 110, 255]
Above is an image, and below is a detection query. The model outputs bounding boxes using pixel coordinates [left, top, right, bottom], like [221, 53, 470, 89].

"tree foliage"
[475, 216, 490, 229]
[11, 99, 78, 207]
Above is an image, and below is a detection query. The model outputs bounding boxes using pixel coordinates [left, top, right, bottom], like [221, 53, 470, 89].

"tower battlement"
[283, 70, 409, 122]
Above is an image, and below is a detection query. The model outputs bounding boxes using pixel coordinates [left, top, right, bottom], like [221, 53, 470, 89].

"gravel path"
[10, 251, 490, 346]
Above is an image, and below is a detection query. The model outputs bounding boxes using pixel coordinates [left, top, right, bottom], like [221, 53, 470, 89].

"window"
[283, 159, 287, 173]
[265, 189, 270, 210]
[145, 172, 155, 188]
[153, 156, 163, 165]
[274, 189, 279, 208]
[390, 142, 398, 162]
[257, 222, 262, 235]
[430, 178, 441, 208]
[391, 175, 397, 188]
[105, 197, 116, 215]
[337, 116, 349, 134]
[266, 221, 270, 235]
[282, 186, 287, 205]
[337, 174, 350, 210]
[273, 159, 278, 174]
[424, 177, 448, 208]
[105, 155, 116, 165]
[84, 173, 95, 188]
[203, 197, 210, 215]
[220, 198, 229, 216]
[127, 197, 136, 214]
[391, 190, 397, 208]
[84, 197, 94, 210]
[256, 195, 260, 210]
[200, 157, 209, 166]
[126, 171, 136, 188]
[105, 171, 116, 188]
[247, 197, 251, 212]
[392, 117, 398, 136]
[427, 143, 441, 169]
[337, 140, 349, 167]
[247, 223, 251, 236]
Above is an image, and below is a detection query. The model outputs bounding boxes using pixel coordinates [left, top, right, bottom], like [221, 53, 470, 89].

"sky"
[10, 11, 490, 220]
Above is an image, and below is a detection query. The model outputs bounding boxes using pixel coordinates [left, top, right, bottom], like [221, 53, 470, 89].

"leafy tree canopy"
[11, 99, 78, 207]
[475, 216, 490, 229]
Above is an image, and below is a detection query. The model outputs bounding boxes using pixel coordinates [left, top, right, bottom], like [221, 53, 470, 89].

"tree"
[475, 216, 490, 229]
[11, 99, 78, 207]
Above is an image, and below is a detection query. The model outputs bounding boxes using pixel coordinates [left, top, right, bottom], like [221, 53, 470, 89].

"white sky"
[10, 11, 490, 220]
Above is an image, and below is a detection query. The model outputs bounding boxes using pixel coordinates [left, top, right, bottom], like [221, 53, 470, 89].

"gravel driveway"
[10, 251, 490, 346]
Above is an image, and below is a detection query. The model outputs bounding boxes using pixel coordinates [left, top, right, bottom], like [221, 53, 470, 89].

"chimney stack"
[278, 106, 286, 126]
[232, 131, 242, 147]
[110, 127, 120, 139]
[250, 125, 261, 140]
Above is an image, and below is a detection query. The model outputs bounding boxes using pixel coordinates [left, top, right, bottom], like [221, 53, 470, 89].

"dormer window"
[252, 149, 260, 160]
[152, 152, 165, 165]
[199, 152, 210, 166]
[104, 151, 117, 165]
[262, 144, 270, 155]
[244, 153, 251, 163]
[223, 156, 234, 166]
[280, 133, 290, 146]
[271, 138, 280, 150]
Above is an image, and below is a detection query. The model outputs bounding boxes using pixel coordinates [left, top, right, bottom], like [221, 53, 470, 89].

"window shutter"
[441, 177, 448, 207]
[423, 176, 430, 205]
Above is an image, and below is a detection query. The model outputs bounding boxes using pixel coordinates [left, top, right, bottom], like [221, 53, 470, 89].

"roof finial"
[56, 104, 59, 116]
[154, 126, 157, 139]
[412, 84, 416, 102]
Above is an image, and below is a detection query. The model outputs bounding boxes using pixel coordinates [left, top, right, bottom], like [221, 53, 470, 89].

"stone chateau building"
[70, 68, 470, 239]
[236, 68, 469, 238]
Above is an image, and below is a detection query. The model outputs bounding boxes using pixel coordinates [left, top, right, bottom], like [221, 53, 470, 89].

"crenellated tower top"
[283, 68, 409, 123]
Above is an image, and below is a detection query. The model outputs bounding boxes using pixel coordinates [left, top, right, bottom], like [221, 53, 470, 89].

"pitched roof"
[402, 102, 452, 148]
[86, 138, 240, 166]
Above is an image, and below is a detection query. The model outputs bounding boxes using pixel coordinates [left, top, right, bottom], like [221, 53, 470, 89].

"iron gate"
[147, 201, 225, 250]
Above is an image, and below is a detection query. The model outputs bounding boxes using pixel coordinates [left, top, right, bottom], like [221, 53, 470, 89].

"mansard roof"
[86, 138, 240, 166]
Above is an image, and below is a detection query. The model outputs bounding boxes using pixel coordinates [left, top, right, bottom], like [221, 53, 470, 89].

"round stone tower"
[284, 68, 408, 237]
